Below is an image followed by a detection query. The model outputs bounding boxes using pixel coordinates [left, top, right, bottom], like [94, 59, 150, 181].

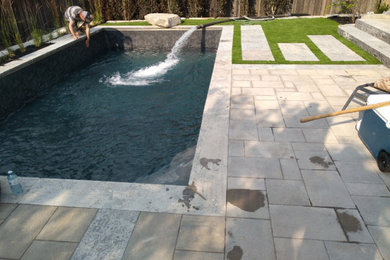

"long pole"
[300, 100, 390, 123]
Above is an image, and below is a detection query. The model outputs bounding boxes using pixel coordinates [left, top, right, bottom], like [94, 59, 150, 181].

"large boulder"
[144, 13, 181, 28]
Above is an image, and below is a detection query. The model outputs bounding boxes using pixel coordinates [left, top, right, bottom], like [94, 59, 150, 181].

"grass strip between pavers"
[101, 18, 381, 65]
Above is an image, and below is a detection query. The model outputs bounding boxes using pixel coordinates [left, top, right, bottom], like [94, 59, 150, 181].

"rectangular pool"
[0, 28, 219, 185]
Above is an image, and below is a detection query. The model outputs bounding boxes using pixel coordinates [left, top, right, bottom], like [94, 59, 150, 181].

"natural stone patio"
[1, 24, 390, 260]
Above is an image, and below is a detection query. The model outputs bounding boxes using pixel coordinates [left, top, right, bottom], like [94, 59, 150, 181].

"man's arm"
[85, 24, 90, 47]
[68, 21, 78, 39]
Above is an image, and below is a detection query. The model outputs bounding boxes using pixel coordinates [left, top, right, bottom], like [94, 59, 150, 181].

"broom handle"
[300, 100, 390, 123]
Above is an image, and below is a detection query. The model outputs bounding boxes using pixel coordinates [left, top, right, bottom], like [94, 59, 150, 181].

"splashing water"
[105, 27, 197, 86]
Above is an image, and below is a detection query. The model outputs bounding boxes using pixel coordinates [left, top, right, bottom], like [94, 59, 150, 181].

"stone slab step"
[356, 18, 390, 44]
[338, 24, 390, 67]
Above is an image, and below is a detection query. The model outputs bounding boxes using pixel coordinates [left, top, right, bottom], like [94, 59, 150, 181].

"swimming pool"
[0, 29, 218, 185]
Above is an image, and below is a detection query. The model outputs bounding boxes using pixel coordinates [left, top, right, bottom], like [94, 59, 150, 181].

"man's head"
[80, 11, 93, 23]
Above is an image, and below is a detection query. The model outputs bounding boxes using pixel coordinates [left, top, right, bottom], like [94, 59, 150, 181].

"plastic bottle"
[7, 170, 23, 195]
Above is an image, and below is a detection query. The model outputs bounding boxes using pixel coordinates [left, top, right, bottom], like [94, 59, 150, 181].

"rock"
[144, 13, 181, 28]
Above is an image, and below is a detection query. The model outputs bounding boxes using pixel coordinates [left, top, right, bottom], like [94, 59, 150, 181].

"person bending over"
[64, 6, 94, 47]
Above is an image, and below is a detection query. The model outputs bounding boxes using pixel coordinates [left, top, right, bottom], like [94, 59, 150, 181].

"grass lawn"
[101, 18, 381, 65]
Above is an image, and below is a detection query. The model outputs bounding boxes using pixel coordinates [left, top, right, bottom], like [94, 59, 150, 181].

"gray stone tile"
[280, 158, 302, 180]
[228, 177, 265, 190]
[266, 179, 310, 206]
[379, 172, 390, 190]
[336, 209, 373, 243]
[309, 35, 365, 61]
[278, 43, 319, 61]
[302, 128, 338, 144]
[0, 205, 56, 259]
[21, 241, 77, 260]
[274, 238, 329, 260]
[302, 170, 355, 208]
[353, 196, 390, 227]
[174, 251, 223, 260]
[122, 212, 180, 260]
[242, 87, 275, 96]
[232, 80, 251, 88]
[0, 203, 17, 220]
[231, 96, 254, 109]
[270, 205, 346, 241]
[318, 84, 347, 97]
[325, 142, 373, 162]
[241, 25, 274, 61]
[73, 209, 139, 260]
[226, 218, 275, 260]
[256, 109, 285, 127]
[294, 150, 336, 171]
[227, 189, 269, 219]
[273, 128, 305, 143]
[292, 142, 327, 152]
[255, 99, 280, 110]
[229, 119, 258, 140]
[230, 108, 255, 121]
[368, 226, 390, 260]
[228, 157, 282, 179]
[345, 183, 390, 197]
[245, 141, 294, 158]
[325, 241, 382, 260]
[335, 161, 384, 184]
[176, 215, 225, 252]
[258, 127, 275, 141]
[37, 207, 97, 242]
[283, 112, 329, 128]
[229, 140, 245, 157]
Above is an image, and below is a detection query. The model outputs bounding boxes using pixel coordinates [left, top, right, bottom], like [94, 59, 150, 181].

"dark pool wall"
[105, 28, 222, 52]
[0, 32, 110, 121]
[0, 28, 221, 121]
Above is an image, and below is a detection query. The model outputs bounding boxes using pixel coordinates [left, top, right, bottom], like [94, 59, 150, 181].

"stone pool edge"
[0, 25, 233, 217]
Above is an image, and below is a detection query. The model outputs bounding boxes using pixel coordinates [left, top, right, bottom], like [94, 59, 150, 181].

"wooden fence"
[0, 0, 385, 50]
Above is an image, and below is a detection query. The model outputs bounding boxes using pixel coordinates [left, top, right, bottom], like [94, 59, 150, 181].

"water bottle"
[7, 170, 23, 195]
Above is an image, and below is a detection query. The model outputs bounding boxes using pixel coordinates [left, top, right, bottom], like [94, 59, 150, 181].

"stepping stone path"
[278, 43, 319, 61]
[309, 35, 365, 61]
[240, 25, 366, 62]
[241, 25, 274, 61]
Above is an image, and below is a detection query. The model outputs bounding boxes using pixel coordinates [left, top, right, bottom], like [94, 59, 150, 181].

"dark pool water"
[0, 50, 216, 183]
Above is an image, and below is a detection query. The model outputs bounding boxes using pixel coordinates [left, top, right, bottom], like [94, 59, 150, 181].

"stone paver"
[274, 238, 329, 260]
[176, 215, 225, 252]
[37, 207, 97, 242]
[278, 43, 319, 61]
[352, 196, 390, 227]
[335, 161, 384, 184]
[245, 141, 294, 158]
[266, 179, 310, 206]
[0, 205, 57, 259]
[122, 212, 180, 260]
[241, 25, 274, 61]
[0, 203, 17, 223]
[226, 218, 276, 260]
[301, 170, 355, 208]
[368, 226, 390, 260]
[309, 35, 365, 61]
[273, 127, 306, 142]
[280, 158, 302, 180]
[173, 251, 224, 260]
[336, 209, 373, 243]
[227, 189, 269, 219]
[228, 157, 283, 179]
[270, 205, 346, 241]
[21, 241, 78, 260]
[72, 209, 138, 260]
[345, 182, 390, 197]
[295, 150, 336, 171]
[325, 241, 382, 260]
[228, 177, 265, 190]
